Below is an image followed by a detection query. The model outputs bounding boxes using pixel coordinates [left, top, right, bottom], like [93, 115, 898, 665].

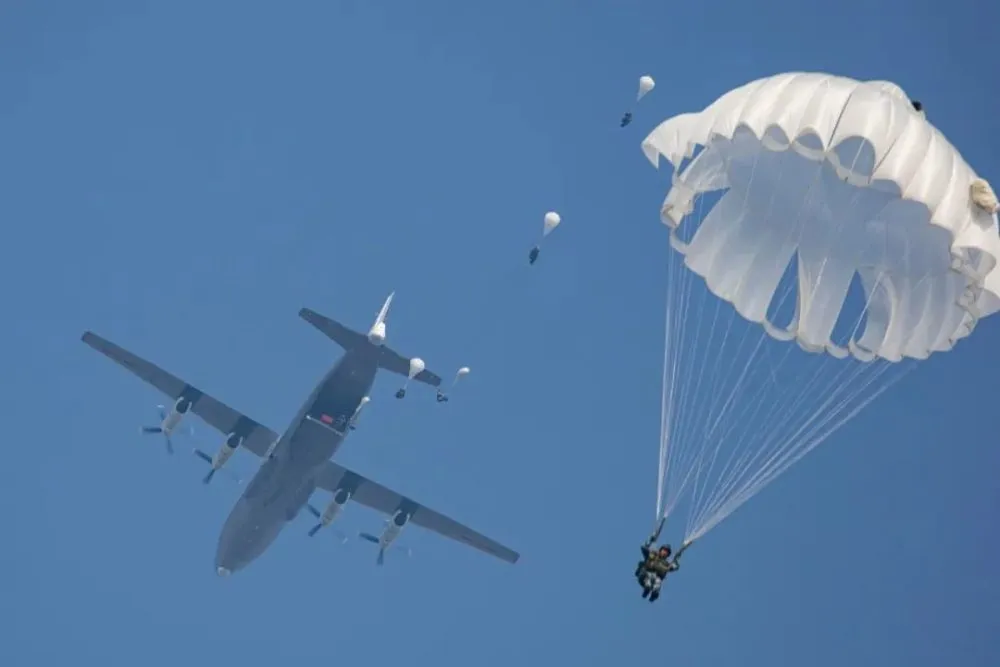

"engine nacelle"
[162, 396, 193, 433]
[380, 510, 409, 546]
[319, 488, 352, 526]
[212, 432, 243, 470]
[367, 321, 386, 346]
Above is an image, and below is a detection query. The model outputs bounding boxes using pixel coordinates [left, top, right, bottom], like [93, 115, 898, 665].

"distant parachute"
[437, 367, 471, 403]
[641, 72, 1000, 545]
[637, 75, 656, 101]
[528, 212, 562, 265]
[395, 357, 425, 399]
[622, 75, 656, 127]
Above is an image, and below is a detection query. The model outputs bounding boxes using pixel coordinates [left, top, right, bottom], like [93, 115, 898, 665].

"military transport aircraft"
[81, 293, 520, 575]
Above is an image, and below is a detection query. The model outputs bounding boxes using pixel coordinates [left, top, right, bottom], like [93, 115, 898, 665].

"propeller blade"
[307, 504, 321, 519]
[359, 533, 379, 544]
[191, 449, 242, 485]
[376, 549, 385, 566]
[308, 524, 322, 538]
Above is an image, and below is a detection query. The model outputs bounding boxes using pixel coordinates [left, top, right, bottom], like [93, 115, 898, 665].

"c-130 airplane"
[81, 293, 520, 575]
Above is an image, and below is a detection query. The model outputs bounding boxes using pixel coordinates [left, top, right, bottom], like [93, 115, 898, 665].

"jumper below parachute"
[437, 366, 470, 403]
[639, 72, 1000, 547]
[528, 212, 562, 265]
[621, 75, 656, 128]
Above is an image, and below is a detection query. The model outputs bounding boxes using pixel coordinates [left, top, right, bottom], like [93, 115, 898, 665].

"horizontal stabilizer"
[299, 308, 367, 351]
[300, 305, 443, 387]
[376, 348, 443, 387]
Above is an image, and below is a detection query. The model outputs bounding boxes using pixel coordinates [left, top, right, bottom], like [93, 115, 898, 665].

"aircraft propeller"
[306, 504, 350, 542]
[192, 449, 244, 485]
[358, 532, 413, 566]
[140, 404, 194, 455]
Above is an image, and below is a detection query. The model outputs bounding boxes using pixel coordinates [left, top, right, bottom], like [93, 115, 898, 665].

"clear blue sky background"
[2, 1, 998, 665]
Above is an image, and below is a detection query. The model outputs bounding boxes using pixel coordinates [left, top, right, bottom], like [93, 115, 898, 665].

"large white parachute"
[642, 72, 1000, 544]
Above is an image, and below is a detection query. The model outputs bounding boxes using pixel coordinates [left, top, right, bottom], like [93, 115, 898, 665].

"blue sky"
[2, 1, 998, 665]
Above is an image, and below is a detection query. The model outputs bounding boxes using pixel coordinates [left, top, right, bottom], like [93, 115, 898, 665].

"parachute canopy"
[644, 72, 1000, 358]
[543, 211, 561, 237]
[640, 72, 1000, 544]
[638, 75, 656, 102]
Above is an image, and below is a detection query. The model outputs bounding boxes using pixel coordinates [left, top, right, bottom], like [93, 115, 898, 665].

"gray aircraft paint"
[81, 296, 519, 574]
[215, 345, 379, 575]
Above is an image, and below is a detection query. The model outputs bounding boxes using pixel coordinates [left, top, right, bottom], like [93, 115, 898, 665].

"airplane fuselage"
[214, 343, 380, 575]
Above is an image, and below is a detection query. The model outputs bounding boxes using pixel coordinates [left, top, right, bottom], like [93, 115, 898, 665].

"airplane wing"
[81, 331, 279, 457]
[315, 461, 519, 564]
[377, 347, 443, 387]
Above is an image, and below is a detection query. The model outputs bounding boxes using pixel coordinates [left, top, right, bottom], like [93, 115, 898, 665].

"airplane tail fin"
[373, 292, 393, 332]
[298, 292, 394, 351]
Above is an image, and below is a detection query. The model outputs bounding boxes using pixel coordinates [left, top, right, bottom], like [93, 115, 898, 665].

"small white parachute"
[622, 76, 656, 128]
[396, 357, 426, 399]
[529, 212, 562, 265]
[349, 396, 371, 429]
[542, 211, 561, 236]
[637, 75, 656, 102]
[437, 366, 471, 403]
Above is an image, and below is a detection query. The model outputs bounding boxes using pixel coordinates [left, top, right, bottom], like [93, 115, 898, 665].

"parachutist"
[395, 358, 423, 400]
[635, 520, 687, 602]
[528, 212, 560, 265]
[436, 390, 449, 403]
[620, 111, 633, 128]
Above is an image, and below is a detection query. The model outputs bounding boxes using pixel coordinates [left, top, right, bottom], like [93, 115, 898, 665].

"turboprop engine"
[307, 488, 353, 537]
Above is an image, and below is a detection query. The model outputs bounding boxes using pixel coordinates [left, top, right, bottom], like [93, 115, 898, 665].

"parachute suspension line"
[656, 199, 700, 520]
[690, 354, 875, 535]
[679, 155, 800, 535]
[681, 154, 903, 538]
[689, 251, 903, 536]
[656, 186, 715, 523]
[690, 360, 914, 541]
[705, 355, 894, 532]
[653, 143, 915, 545]
[682, 161, 832, 535]
[656, 229, 681, 519]
[657, 148, 768, 526]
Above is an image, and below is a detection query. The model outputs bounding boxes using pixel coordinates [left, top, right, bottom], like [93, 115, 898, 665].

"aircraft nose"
[216, 566, 231, 577]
